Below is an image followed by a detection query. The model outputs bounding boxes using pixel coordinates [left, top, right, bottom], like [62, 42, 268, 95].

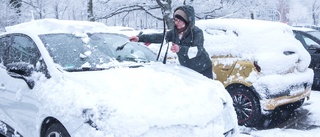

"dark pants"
[199, 65, 213, 79]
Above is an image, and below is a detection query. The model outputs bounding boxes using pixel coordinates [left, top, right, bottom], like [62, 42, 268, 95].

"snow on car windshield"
[40, 33, 156, 71]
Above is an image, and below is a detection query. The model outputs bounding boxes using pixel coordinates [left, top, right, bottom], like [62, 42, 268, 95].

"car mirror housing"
[6, 62, 35, 89]
[6, 62, 34, 76]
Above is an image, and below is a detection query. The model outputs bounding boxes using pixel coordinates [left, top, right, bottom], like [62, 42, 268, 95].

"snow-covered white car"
[195, 19, 314, 127]
[0, 19, 238, 137]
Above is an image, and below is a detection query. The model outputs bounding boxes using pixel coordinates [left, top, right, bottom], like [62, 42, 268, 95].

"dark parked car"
[292, 27, 320, 90]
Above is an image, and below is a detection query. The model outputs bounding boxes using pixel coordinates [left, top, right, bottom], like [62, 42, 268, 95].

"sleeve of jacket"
[165, 30, 173, 42]
[138, 33, 164, 43]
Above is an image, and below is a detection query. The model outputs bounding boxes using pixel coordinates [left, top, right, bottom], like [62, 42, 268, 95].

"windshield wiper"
[64, 67, 112, 72]
[116, 41, 129, 51]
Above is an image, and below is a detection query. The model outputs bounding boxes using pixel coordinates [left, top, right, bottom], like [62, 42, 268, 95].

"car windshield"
[39, 33, 156, 71]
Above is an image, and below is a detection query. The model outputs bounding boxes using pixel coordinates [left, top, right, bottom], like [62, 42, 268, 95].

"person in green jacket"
[130, 5, 213, 79]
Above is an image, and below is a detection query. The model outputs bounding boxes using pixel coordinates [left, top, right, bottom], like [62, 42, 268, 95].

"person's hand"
[144, 42, 151, 46]
[171, 43, 180, 53]
[129, 36, 139, 42]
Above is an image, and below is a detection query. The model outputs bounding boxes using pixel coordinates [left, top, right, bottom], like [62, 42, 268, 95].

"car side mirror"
[6, 62, 35, 89]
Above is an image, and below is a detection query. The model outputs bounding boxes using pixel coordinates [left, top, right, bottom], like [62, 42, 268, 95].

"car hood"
[33, 62, 232, 136]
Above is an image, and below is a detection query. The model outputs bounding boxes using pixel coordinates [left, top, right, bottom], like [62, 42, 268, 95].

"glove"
[129, 36, 139, 42]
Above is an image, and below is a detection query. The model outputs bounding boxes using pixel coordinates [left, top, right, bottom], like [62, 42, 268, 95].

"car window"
[303, 35, 319, 49]
[0, 35, 9, 65]
[40, 33, 95, 69]
[307, 31, 320, 40]
[293, 32, 320, 49]
[0, 34, 40, 67]
[40, 33, 156, 71]
[294, 33, 307, 48]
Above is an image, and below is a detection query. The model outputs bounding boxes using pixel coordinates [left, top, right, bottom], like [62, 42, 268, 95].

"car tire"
[227, 84, 262, 127]
[44, 123, 70, 137]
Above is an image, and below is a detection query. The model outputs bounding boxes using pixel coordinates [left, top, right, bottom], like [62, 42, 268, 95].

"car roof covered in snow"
[196, 18, 306, 58]
[4, 18, 121, 35]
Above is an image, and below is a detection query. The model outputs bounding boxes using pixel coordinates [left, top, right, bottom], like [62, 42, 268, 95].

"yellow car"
[196, 19, 314, 127]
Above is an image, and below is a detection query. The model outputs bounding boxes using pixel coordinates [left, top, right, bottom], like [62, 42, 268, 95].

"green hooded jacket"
[138, 5, 212, 73]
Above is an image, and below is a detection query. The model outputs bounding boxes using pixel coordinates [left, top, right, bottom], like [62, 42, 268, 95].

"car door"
[0, 34, 22, 136]
[211, 56, 238, 84]
[0, 33, 42, 136]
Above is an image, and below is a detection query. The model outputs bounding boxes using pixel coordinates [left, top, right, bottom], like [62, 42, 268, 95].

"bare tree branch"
[96, 5, 162, 20]
[21, 1, 40, 12]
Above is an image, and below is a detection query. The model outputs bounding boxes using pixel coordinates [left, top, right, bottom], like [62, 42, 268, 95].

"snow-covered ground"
[239, 90, 320, 137]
